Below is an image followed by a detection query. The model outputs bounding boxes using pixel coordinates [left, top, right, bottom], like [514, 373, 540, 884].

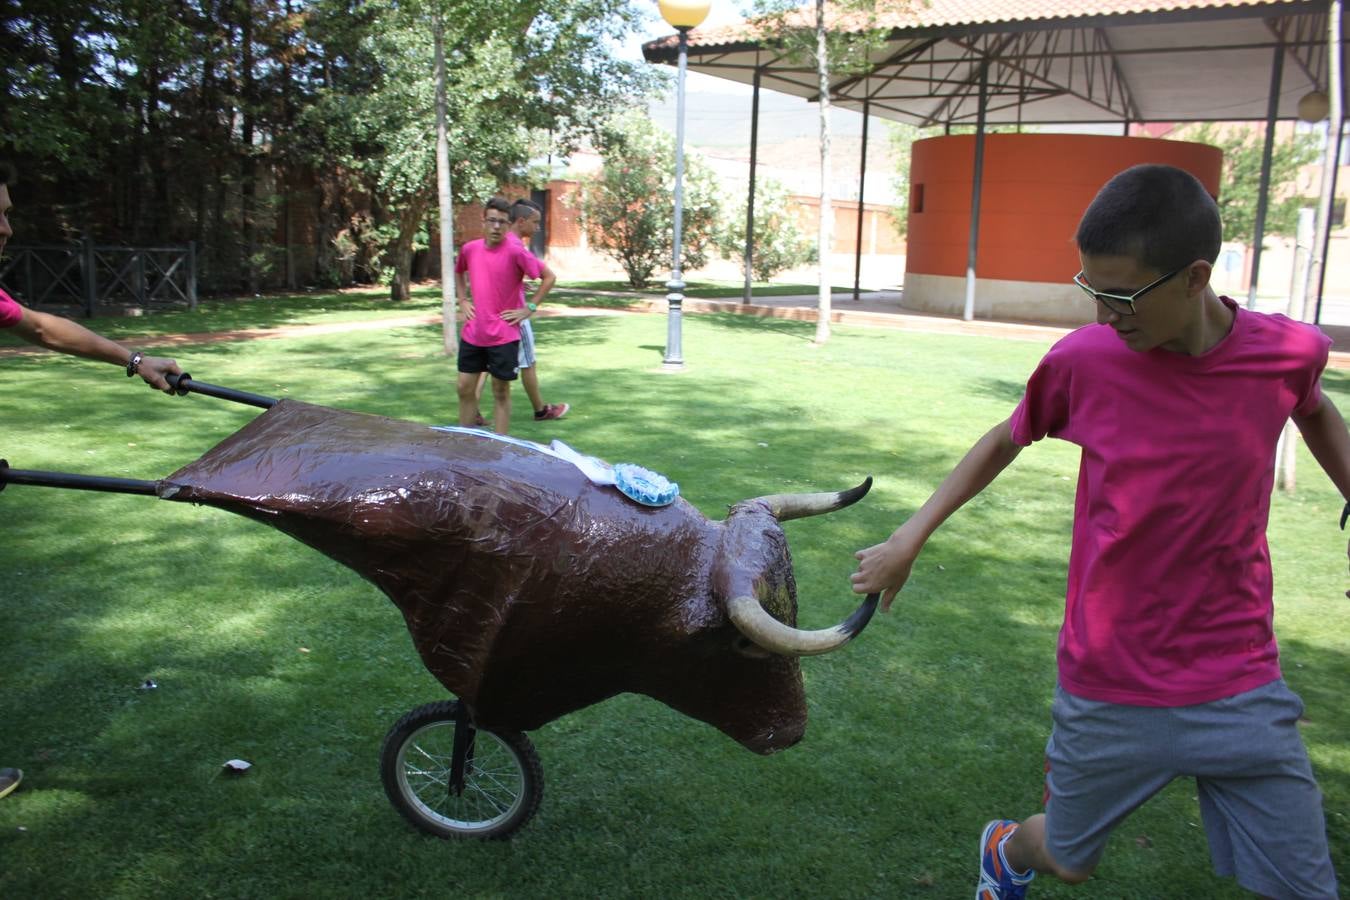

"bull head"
[719, 478, 877, 657]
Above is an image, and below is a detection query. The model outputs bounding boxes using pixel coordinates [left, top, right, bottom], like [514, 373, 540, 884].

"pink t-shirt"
[1010, 298, 1330, 706]
[506, 232, 537, 305]
[455, 237, 542, 347]
[0, 287, 23, 328]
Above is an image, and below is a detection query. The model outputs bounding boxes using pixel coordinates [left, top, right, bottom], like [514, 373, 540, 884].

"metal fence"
[0, 239, 197, 316]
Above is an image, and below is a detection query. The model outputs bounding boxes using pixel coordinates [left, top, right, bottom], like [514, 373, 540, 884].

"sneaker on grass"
[978, 819, 1034, 900]
[534, 403, 569, 421]
[0, 767, 23, 799]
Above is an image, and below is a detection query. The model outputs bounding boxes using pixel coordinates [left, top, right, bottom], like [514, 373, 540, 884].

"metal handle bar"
[166, 372, 276, 409]
[2, 375, 276, 496]
[0, 459, 159, 496]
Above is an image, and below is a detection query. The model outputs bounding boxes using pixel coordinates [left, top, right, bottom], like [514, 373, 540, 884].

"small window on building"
[911, 183, 924, 214]
[1333, 197, 1346, 229]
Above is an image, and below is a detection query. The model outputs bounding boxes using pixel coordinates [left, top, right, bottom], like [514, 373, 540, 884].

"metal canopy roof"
[642, 1, 1343, 127]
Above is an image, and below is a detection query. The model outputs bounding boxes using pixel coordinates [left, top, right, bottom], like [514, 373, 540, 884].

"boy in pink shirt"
[0, 163, 184, 803]
[0, 169, 180, 391]
[454, 196, 555, 434]
[852, 165, 1345, 899]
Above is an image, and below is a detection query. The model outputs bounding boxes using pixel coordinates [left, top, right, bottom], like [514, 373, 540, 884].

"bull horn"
[727, 593, 879, 657]
[749, 476, 872, 522]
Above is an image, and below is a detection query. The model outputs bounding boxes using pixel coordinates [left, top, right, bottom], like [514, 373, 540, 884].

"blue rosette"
[613, 463, 679, 507]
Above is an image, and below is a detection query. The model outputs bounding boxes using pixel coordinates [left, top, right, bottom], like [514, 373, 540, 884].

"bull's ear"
[708, 562, 756, 614]
[709, 510, 777, 605]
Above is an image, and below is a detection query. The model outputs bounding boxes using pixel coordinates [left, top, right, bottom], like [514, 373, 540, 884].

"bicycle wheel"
[379, 699, 543, 840]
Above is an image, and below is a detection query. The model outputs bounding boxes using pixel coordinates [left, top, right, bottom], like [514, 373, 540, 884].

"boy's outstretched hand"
[137, 354, 182, 392]
[852, 522, 924, 612]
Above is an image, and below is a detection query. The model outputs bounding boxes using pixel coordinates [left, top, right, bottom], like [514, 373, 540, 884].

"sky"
[624, 2, 877, 150]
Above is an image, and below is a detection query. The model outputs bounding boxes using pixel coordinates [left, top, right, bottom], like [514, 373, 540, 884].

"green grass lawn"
[1, 309, 1345, 898]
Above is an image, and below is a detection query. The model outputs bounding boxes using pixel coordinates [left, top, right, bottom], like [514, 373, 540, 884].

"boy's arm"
[502, 264, 557, 324]
[455, 271, 474, 321]
[852, 417, 1023, 610]
[11, 307, 181, 391]
[1291, 395, 1350, 563]
[527, 263, 556, 308]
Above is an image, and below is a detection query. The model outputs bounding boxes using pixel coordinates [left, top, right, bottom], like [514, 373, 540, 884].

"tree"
[1, 0, 650, 304]
[298, 0, 653, 302]
[577, 111, 723, 289]
[715, 177, 817, 281]
[2, 0, 327, 293]
[1170, 123, 1319, 244]
[747, 0, 892, 343]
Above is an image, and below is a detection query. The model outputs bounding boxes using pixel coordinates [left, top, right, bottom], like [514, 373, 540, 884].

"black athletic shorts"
[457, 338, 520, 381]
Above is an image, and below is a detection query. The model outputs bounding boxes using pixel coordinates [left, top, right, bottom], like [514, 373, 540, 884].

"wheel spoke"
[384, 703, 539, 838]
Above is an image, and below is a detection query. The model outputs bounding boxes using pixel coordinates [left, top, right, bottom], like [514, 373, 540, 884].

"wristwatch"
[126, 351, 144, 377]
[527, 302, 538, 312]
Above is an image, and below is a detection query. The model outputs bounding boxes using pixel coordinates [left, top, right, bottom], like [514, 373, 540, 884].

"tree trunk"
[195, 31, 216, 254]
[813, 0, 833, 345]
[282, 0, 297, 289]
[388, 193, 432, 302]
[146, 63, 171, 244]
[241, 1, 259, 294]
[434, 15, 458, 354]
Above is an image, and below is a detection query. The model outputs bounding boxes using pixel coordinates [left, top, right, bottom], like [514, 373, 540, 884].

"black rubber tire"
[379, 699, 543, 840]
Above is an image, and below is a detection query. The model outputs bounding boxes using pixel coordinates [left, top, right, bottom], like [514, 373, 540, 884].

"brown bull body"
[160, 400, 820, 754]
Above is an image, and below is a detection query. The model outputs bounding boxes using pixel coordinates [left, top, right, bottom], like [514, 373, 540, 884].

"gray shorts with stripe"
[1044, 679, 1337, 899]
[518, 318, 536, 368]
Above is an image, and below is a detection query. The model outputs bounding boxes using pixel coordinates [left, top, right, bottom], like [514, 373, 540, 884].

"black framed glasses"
[484, 216, 510, 228]
[1072, 263, 1188, 317]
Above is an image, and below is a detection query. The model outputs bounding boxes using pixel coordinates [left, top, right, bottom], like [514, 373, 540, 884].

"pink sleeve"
[0, 288, 24, 329]
[514, 243, 543, 280]
[454, 246, 470, 274]
[1292, 327, 1332, 418]
[1009, 348, 1072, 447]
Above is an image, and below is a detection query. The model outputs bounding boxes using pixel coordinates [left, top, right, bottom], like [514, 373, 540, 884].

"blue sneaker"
[977, 819, 1035, 899]
[0, 767, 22, 799]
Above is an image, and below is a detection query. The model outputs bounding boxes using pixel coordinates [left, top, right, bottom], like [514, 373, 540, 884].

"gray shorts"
[1044, 680, 1337, 899]
[518, 318, 536, 369]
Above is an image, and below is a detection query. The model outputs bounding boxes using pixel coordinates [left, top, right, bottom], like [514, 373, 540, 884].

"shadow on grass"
[0, 288, 446, 348]
[696, 311, 819, 341]
[972, 377, 1028, 406]
[555, 280, 856, 299]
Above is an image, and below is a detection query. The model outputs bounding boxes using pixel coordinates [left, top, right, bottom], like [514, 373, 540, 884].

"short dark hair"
[1075, 164, 1221, 271]
[484, 195, 511, 216]
[509, 199, 542, 223]
[0, 162, 15, 186]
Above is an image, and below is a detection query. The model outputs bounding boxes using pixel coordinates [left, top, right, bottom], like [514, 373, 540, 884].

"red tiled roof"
[646, 0, 1313, 51]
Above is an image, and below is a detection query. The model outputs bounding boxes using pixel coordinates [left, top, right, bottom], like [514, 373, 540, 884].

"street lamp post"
[658, 0, 711, 370]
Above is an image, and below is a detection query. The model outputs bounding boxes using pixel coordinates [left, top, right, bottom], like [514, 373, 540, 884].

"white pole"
[663, 26, 691, 370]
[434, 14, 457, 356]
[1304, 0, 1344, 323]
[1277, 208, 1317, 492]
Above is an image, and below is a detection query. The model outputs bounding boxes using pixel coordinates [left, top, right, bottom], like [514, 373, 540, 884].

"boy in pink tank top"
[852, 165, 1344, 899]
